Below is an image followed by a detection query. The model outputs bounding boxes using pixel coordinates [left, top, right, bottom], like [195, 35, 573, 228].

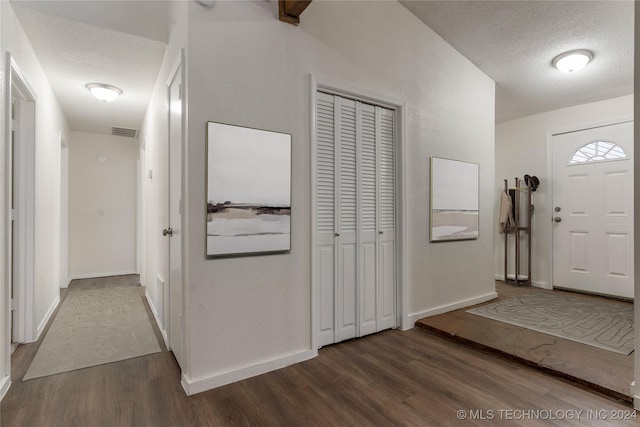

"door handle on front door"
[163, 227, 173, 237]
[553, 217, 562, 223]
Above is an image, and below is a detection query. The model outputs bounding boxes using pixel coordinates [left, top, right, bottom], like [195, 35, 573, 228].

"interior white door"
[11, 95, 36, 344]
[167, 60, 184, 366]
[552, 121, 633, 298]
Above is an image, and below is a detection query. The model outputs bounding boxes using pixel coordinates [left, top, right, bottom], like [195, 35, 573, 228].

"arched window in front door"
[570, 140, 627, 164]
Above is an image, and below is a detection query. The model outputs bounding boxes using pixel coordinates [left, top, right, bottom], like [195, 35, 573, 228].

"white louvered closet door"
[315, 91, 396, 347]
[336, 96, 358, 342]
[358, 103, 378, 337]
[377, 107, 396, 331]
[315, 92, 337, 347]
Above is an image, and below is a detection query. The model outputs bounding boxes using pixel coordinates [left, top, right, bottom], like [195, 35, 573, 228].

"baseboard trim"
[494, 275, 550, 290]
[0, 375, 11, 401]
[36, 295, 60, 339]
[631, 381, 639, 409]
[181, 349, 316, 396]
[68, 270, 138, 281]
[60, 276, 71, 289]
[405, 291, 498, 328]
[531, 281, 551, 289]
[145, 291, 168, 347]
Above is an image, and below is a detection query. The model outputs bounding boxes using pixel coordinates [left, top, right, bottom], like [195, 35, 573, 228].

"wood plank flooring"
[3, 329, 639, 426]
[416, 281, 634, 402]
[2, 276, 639, 426]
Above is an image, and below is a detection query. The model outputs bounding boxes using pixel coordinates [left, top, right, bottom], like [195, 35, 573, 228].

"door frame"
[136, 143, 146, 287]
[2, 53, 37, 397]
[545, 116, 634, 291]
[5, 53, 37, 343]
[59, 134, 69, 289]
[309, 75, 408, 352]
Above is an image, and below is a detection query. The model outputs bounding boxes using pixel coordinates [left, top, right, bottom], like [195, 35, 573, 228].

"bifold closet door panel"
[336, 96, 358, 342]
[316, 92, 337, 346]
[377, 107, 396, 331]
[359, 102, 378, 337]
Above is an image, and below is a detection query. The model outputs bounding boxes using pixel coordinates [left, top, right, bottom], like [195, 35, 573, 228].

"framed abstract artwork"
[430, 157, 479, 242]
[206, 122, 291, 257]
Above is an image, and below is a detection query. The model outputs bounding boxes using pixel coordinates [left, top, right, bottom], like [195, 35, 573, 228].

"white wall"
[68, 131, 138, 278]
[183, 1, 495, 392]
[0, 1, 71, 393]
[495, 95, 633, 287]
[138, 0, 186, 344]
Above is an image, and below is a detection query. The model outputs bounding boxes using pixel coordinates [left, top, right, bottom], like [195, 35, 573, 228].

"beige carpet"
[24, 286, 161, 380]
[467, 292, 634, 355]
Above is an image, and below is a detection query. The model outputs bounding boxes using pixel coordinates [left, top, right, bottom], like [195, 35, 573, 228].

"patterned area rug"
[24, 286, 161, 380]
[467, 293, 634, 355]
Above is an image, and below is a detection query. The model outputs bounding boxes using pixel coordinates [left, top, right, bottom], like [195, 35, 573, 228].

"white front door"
[552, 121, 633, 299]
[167, 58, 184, 367]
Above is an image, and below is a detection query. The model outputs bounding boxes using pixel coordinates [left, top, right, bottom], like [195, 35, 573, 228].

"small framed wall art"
[430, 156, 479, 242]
[206, 122, 292, 257]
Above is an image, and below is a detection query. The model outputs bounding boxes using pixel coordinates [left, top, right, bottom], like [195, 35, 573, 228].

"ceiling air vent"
[111, 126, 138, 139]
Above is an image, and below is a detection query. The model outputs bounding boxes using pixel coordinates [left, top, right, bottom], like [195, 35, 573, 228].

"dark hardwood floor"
[2, 276, 638, 426]
[417, 281, 634, 402]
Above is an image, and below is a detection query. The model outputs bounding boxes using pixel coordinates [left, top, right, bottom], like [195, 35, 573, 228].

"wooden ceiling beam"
[279, 0, 312, 26]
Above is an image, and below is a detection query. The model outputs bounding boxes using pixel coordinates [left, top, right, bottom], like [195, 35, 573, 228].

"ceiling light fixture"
[86, 83, 122, 102]
[552, 49, 593, 73]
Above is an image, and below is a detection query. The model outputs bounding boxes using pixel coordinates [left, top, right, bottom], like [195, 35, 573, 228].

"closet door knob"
[335, 233, 340, 237]
[553, 217, 562, 223]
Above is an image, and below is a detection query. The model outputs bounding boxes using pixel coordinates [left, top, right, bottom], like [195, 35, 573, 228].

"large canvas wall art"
[430, 157, 479, 242]
[206, 122, 291, 257]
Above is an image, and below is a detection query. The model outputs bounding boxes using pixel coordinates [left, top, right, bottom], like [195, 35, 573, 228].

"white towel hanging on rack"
[498, 190, 514, 233]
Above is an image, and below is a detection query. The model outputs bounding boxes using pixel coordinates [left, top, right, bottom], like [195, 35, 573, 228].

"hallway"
[9, 275, 164, 380]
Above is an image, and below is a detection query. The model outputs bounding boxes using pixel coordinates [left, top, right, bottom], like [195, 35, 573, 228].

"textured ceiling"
[11, 2, 167, 135]
[11, 1, 633, 130]
[11, 0, 169, 43]
[400, 0, 634, 123]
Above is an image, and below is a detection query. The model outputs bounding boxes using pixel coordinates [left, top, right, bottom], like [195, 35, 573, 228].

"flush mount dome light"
[86, 83, 122, 102]
[552, 49, 593, 73]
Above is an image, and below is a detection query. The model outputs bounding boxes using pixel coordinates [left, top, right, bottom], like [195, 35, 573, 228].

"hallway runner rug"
[467, 292, 633, 355]
[24, 286, 161, 380]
